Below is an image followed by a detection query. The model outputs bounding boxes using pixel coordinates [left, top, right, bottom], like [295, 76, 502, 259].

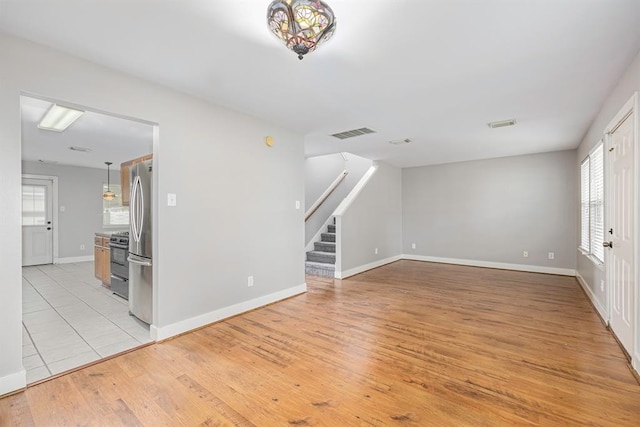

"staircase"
[305, 221, 336, 278]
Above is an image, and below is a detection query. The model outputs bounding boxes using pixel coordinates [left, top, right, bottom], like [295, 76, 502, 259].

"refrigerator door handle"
[130, 175, 138, 240]
[131, 175, 143, 243]
[128, 254, 152, 267]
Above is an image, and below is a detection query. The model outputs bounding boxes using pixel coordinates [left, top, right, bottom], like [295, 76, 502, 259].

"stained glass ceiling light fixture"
[267, 0, 337, 60]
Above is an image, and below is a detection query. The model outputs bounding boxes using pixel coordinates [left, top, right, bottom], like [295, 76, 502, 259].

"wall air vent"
[331, 127, 376, 140]
[488, 119, 517, 129]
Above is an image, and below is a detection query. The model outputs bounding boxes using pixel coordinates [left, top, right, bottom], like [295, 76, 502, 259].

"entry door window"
[22, 184, 47, 226]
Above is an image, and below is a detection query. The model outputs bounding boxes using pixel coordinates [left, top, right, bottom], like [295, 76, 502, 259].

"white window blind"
[590, 145, 604, 262]
[580, 159, 590, 251]
[579, 142, 604, 263]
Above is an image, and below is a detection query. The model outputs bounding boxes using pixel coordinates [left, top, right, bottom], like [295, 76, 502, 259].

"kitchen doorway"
[20, 94, 156, 384]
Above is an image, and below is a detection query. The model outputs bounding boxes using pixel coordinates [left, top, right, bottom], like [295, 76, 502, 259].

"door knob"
[47, 227, 52, 230]
[603, 241, 613, 248]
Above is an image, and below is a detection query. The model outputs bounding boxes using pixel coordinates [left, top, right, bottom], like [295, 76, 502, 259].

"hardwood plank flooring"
[1, 260, 639, 426]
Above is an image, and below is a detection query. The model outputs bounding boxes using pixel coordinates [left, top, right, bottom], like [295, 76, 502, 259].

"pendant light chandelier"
[267, 0, 337, 60]
[103, 162, 116, 201]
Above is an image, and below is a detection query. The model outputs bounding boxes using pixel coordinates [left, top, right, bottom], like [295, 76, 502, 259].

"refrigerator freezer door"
[128, 254, 152, 324]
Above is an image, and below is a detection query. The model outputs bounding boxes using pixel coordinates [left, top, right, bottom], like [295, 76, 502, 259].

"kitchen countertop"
[95, 230, 127, 238]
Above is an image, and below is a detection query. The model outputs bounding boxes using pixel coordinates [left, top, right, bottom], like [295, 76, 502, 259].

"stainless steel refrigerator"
[128, 160, 153, 324]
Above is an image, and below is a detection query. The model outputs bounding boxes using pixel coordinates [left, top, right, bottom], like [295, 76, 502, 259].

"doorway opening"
[20, 94, 157, 384]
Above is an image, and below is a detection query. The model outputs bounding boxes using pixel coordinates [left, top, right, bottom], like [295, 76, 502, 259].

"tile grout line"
[35, 263, 148, 347]
[23, 263, 147, 377]
[21, 321, 52, 379]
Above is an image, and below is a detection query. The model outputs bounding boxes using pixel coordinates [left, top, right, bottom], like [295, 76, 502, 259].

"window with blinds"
[590, 145, 604, 262]
[579, 142, 604, 263]
[580, 158, 590, 251]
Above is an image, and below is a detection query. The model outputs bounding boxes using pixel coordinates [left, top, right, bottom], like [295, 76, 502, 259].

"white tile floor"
[22, 262, 152, 384]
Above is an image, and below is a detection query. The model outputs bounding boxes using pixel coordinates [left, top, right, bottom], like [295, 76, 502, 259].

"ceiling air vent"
[331, 127, 376, 140]
[487, 119, 517, 129]
[68, 146, 92, 152]
[389, 138, 411, 145]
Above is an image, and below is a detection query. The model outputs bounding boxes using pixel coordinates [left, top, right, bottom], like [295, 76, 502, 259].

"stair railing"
[305, 170, 348, 222]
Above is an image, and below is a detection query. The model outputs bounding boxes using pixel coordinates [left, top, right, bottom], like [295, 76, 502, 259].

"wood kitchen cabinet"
[94, 235, 111, 287]
[120, 153, 153, 206]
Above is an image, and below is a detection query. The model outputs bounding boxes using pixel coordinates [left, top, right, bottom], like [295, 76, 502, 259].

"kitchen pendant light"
[267, 0, 337, 60]
[103, 162, 116, 201]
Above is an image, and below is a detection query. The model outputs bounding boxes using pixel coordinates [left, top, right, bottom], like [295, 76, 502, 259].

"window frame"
[579, 141, 605, 266]
[102, 183, 130, 228]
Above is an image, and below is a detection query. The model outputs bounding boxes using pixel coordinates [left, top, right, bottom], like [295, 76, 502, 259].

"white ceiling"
[21, 96, 153, 170]
[3, 0, 640, 168]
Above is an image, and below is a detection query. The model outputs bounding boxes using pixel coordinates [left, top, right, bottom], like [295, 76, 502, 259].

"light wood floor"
[2, 260, 640, 426]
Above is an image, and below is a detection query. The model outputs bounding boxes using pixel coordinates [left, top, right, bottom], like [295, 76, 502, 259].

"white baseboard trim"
[575, 271, 609, 322]
[150, 284, 307, 341]
[55, 255, 94, 264]
[0, 369, 26, 397]
[336, 255, 402, 279]
[401, 254, 576, 277]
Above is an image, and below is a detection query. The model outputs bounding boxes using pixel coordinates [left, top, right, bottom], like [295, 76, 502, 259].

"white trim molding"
[335, 255, 402, 279]
[0, 369, 26, 397]
[334, 164, 378, 216]
[55, 255, 94, 264]
[150, 284, 307, 341]
[575, 271, 609, 321]
[402, 254, 576, 276]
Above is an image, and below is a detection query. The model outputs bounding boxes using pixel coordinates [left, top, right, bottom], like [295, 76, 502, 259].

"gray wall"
[402, 150, 577, 269]
[305, 152, 372, 244]
[339, 161, 403, 274]
[22, 161, 125, 259]
[0, 33, 305, 393]
[575, 49, 640, 317]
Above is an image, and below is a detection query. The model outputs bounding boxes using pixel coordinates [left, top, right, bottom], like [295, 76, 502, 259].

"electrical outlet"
[247, 276, 254, 287]
[548, 252, 555, 260]
[600, 280, 605, 292]
[80, 244, 85, 251]
[523, 251, 528, 258]
[374, 247, 378, 255]
[411, 243, 416, 249]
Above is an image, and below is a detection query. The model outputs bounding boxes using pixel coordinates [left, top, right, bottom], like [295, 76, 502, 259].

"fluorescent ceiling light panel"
[38, 104, 84, 132]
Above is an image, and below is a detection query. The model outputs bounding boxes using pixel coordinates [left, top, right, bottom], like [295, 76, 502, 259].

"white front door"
[22, 178, 54, 266]
[606, 105, 636, 355]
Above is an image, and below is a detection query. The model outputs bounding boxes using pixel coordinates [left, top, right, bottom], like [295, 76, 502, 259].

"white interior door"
[22, 178, 53, 266]
[606, 108, 635, 355]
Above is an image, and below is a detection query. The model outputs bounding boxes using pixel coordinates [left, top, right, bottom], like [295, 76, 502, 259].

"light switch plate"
[295, 200, 301, 210]
[167, 193, 177, 206]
